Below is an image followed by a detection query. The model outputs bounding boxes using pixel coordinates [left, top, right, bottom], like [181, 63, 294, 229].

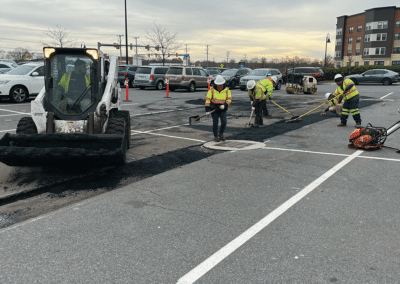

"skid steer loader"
[0, 47, 131, 167]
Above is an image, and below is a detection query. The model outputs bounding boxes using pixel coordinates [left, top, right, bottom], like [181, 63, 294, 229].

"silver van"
[166, 67, 209, 92]
[134, 66, 170, 90]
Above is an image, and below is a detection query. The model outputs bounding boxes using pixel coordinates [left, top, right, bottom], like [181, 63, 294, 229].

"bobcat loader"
[0, 47, 131, 166]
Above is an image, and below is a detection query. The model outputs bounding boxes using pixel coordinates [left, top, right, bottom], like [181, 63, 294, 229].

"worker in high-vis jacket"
[255, 76, 276, 116]
[205, 75, 232, 142]
[332, 74, 361, 127]
[320, 92, 342, 117]
[247, 80, 266, 128]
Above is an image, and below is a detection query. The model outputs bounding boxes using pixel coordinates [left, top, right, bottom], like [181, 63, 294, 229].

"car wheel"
[9, 86, 28, 103]
[129, 80, 135, 88]
[188, 82, 196, 92]
[382, 78, 391, 86]
[156, 80, 164, 90]
[230, 80, 235, 89]
[275, 81, 282, 90]
[351, 78, 358, 85]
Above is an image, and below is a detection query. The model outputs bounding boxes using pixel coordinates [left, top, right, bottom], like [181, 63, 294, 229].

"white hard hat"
[334, 74, 344, 82]
[214, 75, 225, 85]
[247, 80, 256, 89]
[325, 93, 333, 100]
[271, 76, 277, 83]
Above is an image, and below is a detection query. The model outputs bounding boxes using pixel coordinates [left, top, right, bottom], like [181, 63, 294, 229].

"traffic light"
[146, 45, 150, 50]
[168, 52, 170, 57]
[156, 46, 160, 51]
[148, 53, 151, 57]
[176, 53, 179, 57]
[115, 43, 119, 49]
[130, 43, 133, 50]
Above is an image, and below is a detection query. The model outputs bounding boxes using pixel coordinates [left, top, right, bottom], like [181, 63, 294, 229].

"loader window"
[49, 55, 95, 116]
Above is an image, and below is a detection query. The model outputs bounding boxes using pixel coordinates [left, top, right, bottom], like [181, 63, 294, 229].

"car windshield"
[208, 70, 219, 75]
[136, 67, 151, 74]
[166, 68, 183, 75]
[248, 70, 268, 76]
[48, 55, 94, 116]
[118, 66, 127, 71]
[221, 70, 237, 76]
[7, 65, 37, 75]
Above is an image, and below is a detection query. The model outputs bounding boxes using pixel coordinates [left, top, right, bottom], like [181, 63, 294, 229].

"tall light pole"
[133, 36, 139, 65]
[324, 33, 331, 68]
[124, 0, 129, 64]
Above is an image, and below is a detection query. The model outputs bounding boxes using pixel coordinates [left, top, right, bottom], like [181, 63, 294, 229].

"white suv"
[0, 62, 44, 103]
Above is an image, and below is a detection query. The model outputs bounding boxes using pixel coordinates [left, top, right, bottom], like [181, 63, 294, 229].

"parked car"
[0, 59, 18, 67]
[166, 66, 209, 92]
[282, 67, 324, 83]
[118, 65, 139, 88]
[134, 65, 169, 90]
[0, 62, 44, 103]
[220, 68, 251, 89]
[346, 69, 400, 85]
[207, 67, 229, 73]
[0, 62, 14, 74]
[239, 68, 283, 91]
[206, 69, 221, 83]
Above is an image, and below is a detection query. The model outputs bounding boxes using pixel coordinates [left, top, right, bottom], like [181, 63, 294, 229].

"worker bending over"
[321, 93, 342, 117]
[255, 76, 277, 116]
[247, 80, 266, 128]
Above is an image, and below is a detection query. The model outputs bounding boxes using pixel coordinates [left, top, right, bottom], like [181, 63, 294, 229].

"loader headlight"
[43, 47, 56, 59]
[86, 49, 98, 60]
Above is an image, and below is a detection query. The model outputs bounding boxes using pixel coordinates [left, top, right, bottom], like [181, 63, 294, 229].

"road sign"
[220, 64, 224, 68]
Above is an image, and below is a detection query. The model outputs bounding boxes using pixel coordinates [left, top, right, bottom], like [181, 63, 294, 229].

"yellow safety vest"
[256, 78, 273, 98]
[248, 86, 266, 101]
[334, 78, 359, 101]
[59, 72, 90, 93]
[205, 87, 232, 107]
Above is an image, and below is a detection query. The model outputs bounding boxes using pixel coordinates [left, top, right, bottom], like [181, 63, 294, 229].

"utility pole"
[186, 44, 188, 54]
[206, 45, 210, 68]
[124, 0, 128, 64]
[117, 34, 124, 64]
[132, 36, 139, 65]
[226, 51, 230, 68]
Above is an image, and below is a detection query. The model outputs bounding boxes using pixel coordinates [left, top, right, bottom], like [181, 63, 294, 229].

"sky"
[1, 0, 399, 63]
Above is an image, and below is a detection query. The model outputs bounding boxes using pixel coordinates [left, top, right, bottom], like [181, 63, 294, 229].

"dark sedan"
[118, 65, 139, 88]
[346, 69, 399, 85]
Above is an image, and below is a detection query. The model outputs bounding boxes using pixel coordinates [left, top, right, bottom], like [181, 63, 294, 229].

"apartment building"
[334, 6, 400, 67]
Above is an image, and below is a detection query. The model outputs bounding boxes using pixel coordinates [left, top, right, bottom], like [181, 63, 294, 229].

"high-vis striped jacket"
[256, 78, 274, 99]
[248, 85, 266, 102]
[334, 78, 359, 101]
[205, 87, 232, 110]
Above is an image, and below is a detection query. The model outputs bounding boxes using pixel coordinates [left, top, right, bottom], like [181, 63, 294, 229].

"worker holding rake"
[247, 80, 266, 128]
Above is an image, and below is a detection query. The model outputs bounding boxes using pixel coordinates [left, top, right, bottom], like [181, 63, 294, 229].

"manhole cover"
[203, 140, 266, 151]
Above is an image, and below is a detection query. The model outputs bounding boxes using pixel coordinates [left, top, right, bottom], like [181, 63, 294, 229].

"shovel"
[189, 110, 215, 125]
[245, 109, 255, 128]
[270, 100, 300, 121]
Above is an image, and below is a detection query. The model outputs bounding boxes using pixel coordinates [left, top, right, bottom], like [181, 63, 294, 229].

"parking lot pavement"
[1, 89, 400, 283]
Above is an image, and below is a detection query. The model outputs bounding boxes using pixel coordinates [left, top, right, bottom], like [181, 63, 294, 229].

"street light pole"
[132, 37, 139, 65]
[124, 0, 129, 64]
[324, 33, 331, 68]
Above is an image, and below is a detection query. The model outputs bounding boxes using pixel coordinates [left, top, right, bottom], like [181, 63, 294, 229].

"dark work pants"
[341, 98, 361, 124]
[211, 110, 227, 137]
[262, 100, 269, 116]
[255, 100, 265, 125]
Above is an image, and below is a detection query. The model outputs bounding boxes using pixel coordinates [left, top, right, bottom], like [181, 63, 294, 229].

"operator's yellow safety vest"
[334, 78, 359, 101]
[59, 72, 90, 93]
[205, 87, 232, 107]
[256, 78, 273, 98]
[248, 85, 266, 101]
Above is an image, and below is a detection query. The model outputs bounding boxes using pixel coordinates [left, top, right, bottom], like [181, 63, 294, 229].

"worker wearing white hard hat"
[332, 74, 361, 127]
[205, 75, 232, 142]
[254, 76, 276, 117]
[247, 80, 267, 128]
[320, 93, 343, 117]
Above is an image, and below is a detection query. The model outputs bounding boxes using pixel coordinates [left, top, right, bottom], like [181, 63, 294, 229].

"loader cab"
[43, 47, 101, 120]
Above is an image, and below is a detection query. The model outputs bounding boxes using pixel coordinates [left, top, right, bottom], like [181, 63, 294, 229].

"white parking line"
[380, 92, 394, 100]
[0, 129, 16, 133]
[131, 107, 202, 117]
[0, 108, 29, 115]
[0, 113, 25, 117]
[177, 150, 363, 284]
[121, 103, 138, 106]
[132, 124, 189, 135]
[131, 129, 206, 143]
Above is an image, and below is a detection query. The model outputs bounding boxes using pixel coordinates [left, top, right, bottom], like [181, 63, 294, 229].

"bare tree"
[146, 22, 182, 66]
[0, 49, 6, 59]
[43, 25, 76, 47]
[7, 48, 32, 61]
[260, 57, 267, 68]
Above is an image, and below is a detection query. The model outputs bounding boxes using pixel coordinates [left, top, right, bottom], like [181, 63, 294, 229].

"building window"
[364, 35, 370, 42]
[374, 61, 384, 66]
[380, 47, 385, 55]
[377, 21, 388, 29]
[336, 38, 341, 46]
[335, 51, 341, 57]
[348, 38, 353, 44]
[349, 27, 354, 33]
[336, 62, 341, 68]
[355, 62, 359, 66]
[373, 47, 385, 55]
[394, 47, 400, 54]
[395, 33, 400, 40]
[396, 21, 400, 28]
[392, 60, 400, 65]
[347, 50, 352, 56]
[347, 61, 351, 66]
[364, 61, 369, 66]
[376, 34, 387, 41]
[356, 49, 360, 55]
[356, 36, 361, 43]
[357, 25, 362, 32]
[363, 48, 369, 55]
[336, 28, 342, 35]
[366, 23, 372, 30]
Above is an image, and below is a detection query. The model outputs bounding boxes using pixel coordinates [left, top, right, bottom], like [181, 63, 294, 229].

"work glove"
[206, 112, 211, 116]
[219, 105, 225, 110]
[251, 107, 255, 111]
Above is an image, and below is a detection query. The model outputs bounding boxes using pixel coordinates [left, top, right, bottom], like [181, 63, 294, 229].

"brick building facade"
[334, 6, 400, 67]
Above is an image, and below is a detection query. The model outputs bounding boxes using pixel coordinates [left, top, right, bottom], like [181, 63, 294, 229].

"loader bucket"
[0, 133, 126, 167]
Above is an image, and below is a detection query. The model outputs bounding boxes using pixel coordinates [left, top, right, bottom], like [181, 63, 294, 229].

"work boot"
[337, 123, 347, 127]
[219, 134, 225, 141]
[213, 137, 220, 142]
[259, 119, 264, 126]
